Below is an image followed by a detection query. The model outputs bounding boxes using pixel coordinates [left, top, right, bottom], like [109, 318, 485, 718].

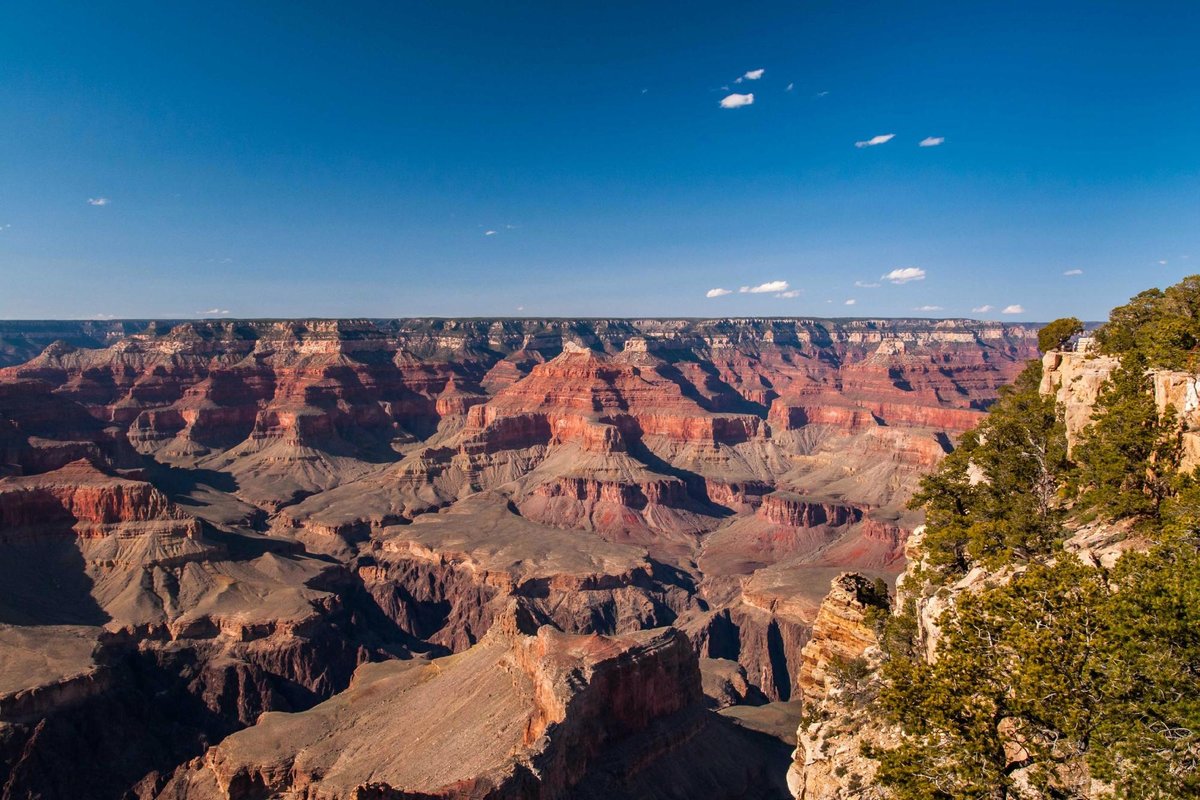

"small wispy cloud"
[844, 299, 857, 306]
[972, 304, 995, 314]
[87, 197, 110, 206]
[0, 224, 10, 232]
[91, 313, 116, 320]
[1002, 304, 1025, 315]
[742, 68, 765, 81]
[706, 288, 733, 298]
[919, 136, 945, 147]
[816, 90, 829, 97]
[778, 289, 801, 298]
[485, 230, 497, 236]
[785, 82, 794, 92]
[914, 305, 943, 312]
[1063, 269, 1083, 276]
[1158, 259, 1168, 265]
[720, 93, 754, 109]
[196, 308, 231, 316]
[883, 267, 926, 284]
[855, 133, 894, 148]
[854, 280, 881, 288]
[740, 280, 789, 294]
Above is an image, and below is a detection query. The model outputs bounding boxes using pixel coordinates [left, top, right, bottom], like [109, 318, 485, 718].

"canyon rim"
[2, 3, 1197, 798]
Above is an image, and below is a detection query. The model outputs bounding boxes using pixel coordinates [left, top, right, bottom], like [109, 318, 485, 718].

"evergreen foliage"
[875, 545, 1200, 799]
[1037, 316, 1083, 353]
[908, 360, 1071, 577]
[1095, 275, 1200, 368]
[1072, 352, 1180, 520]
[870, 277, 1200, 798]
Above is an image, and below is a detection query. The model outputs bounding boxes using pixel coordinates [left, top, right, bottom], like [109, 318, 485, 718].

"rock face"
[1039, 350, 1120, 453]
[787, 574, 890, 800]
[1042, 347, 1200, 469]
[0, 317, 1038, 798]
[1152, 369, 1200, 470]
[794, 573, 886, 706]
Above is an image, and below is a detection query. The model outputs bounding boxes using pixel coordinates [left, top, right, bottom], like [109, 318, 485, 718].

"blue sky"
[1, 1, 1197, 320]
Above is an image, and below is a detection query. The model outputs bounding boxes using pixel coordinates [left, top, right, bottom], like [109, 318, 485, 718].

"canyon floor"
[0, 317, 1037, 799]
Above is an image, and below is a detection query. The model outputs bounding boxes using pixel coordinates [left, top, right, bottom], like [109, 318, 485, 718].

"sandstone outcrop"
[1039, 349, 1120, 453]
[785, 573, 891, 799]
[794, 573, 887, 706]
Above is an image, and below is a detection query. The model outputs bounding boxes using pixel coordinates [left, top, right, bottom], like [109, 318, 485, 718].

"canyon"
[0, 317, 1038, 799]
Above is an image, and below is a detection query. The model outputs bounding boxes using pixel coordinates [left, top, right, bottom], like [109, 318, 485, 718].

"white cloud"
[1158, 259, 1168, 265]
[485, 230, 497, 236]
[742, 69, 765, 81]
[919, 136, 945, 147]
[91, 313, 116, 320]
[777, 290, 801, 298]
[914, 305, 943, 312]
[720, 93, 754, 109]
[816, 90, 829, 97]
[882, 267, 926, 284]
[706, 288, 733, 298]
[972, 304, 995, 313]
[1063, 269, 1083, 276]
[854, 280, 881, 288]
[785, 82, 794, 92]
[855, 133, 894, 148]
[1002, 304, 1025, 315]
[87, 197, 110, 206]
[196, 308, 231, 316]
[844, 299, 857, 306]
[740, 280, 789, 294]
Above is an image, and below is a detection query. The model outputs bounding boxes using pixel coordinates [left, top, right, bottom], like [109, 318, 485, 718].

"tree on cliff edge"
[1037, 316, 1083, 353]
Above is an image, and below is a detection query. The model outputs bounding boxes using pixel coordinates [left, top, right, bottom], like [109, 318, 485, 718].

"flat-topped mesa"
[0, 459, 199, 538]
[759, 492, 864, 529]
[516, 472, 718, 540]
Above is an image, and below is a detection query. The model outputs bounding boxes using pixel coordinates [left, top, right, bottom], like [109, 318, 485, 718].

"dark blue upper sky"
[1, 1, 1197, 320]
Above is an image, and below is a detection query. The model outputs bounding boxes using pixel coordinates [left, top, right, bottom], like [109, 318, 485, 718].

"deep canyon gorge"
[0, 317, 1039, 798]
